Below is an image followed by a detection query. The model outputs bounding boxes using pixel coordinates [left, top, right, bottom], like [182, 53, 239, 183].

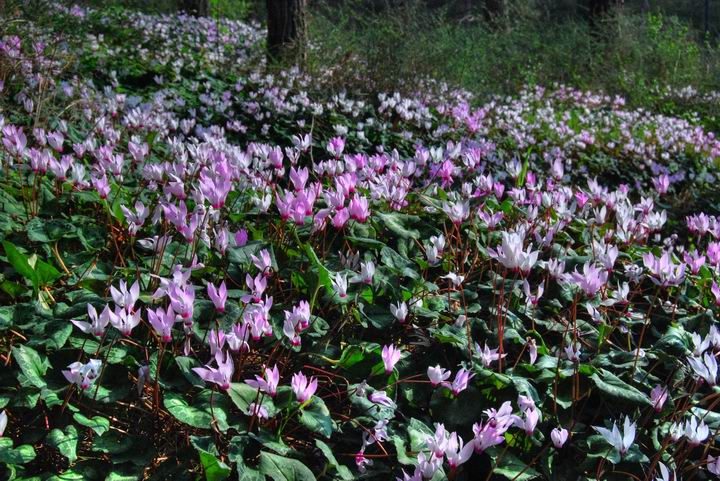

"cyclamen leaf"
[12, 344, 51, 389]
[259, 452, 316, 481]
[590, 369, 652, 406]
[47, 425, 79, 463]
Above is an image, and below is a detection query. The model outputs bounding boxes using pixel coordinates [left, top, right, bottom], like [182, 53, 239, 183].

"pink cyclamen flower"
[246, 365, 280, 397]
[368, 390, 396, 409]
[381, 344, 401, 374]
[247, 402, 269, 419]
[291, 372, 318, 403]
[207, 281, 228, 313]
[71, 304, 111, 337]
[192, 350, 234, 391]
[251, 249, 273, 276]
[476, 342, 506, 368]
[650, 385, 668, 412]
[707, 455, 720, 476]
[348, 195, 370, 222]
[427, 365, 451, 387]
[147, 305, 175, 342]
[63, 359, 102, 390]
[447, 368, 475, 396]
[551, 427, 569, 448]
[444, 432, 474, 469]
[567, 262, 608, 297]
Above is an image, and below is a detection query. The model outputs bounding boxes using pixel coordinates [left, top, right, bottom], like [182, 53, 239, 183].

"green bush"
[306, 0, 720, 106]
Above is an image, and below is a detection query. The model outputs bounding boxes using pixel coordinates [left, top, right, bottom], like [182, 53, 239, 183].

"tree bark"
[180, 0, 209, 16]
[266, 0, 307, 64]
[588, 0, 622, 19]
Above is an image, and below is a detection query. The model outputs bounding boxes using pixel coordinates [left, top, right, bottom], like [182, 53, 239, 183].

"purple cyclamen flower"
[192, 350, 234, 391]
[551, 427, 569, 448]
[447, 368, 474, 396]
[147, 304, 175, 342]
[245, 364, 280, 397]
[567, 262, 608, 297]
[650, 385, 668, 412]
[169, 283, 195, 319]
[444, 432, 474, 469]
[368, 390, 395, 409]
[207, 281, 228, 313]
[381, 344, 401, 374]
[291, 372, 318, 403]
[251, 249, 273, 276]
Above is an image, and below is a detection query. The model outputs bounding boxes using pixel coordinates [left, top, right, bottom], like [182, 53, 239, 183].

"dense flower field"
[2, 4, 720, 480]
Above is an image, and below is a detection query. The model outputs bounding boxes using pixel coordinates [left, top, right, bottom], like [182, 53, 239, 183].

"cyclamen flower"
[442, 272, 465, 288]
[654, 463, 675, 481]
[684, 416, 709, 446]
[642, 251, 686, 287]
[63, 359, 102, 390]
[245, 365, 280, 397]
[291, 372, 318, 403]
[243, 273, 267, 303]
[527, 338, 538, 365]
[551, 427, 568, 448]
[110, 307, 141, 337]
[427, 365, 451, 386]
[390, 301, 408, 323]
[381, 344, 401, 373]
[0, 410, 7, 437]
[350, 261, 375, 285]
[565, 342, 582, 362]
[147, 305, 175, 342]
[650, 385, 668, 412]
[488, 231, 539, 275]
[193, 350, 234, 391]
[442, 200, 470, 225]
[566, 262, 607, 297]
[368, 390, 395, 408]
[327, 137, 345, 158]
[593, 415, 636, 456]
[72, 304, 112, 337]
[448, 368, 474, 396]
[444, 432, 474, 469]
[513, 405, 540, 435]
[426, 424, 449, 457]
[476, 342, 505, 368]
[207, 281, 228, 313]
[348, 195, 370, 222]
[110, 280, 140, 311]
[251, 249, 273, 276]
[355, 449, 372, 473]
[169, 283, 195, 319]
[247, 402, 269, 420]
[472, 420, 506, 453]
[707, 455, 720, 476]
[331, 272, 348, 298]
[688, 352, 718, 385]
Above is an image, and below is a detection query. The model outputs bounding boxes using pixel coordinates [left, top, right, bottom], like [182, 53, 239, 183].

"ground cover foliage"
[2, 2, 720, 480]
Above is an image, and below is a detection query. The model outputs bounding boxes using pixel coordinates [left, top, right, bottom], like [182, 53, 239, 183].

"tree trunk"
[483, 0, 505, 23]
[588, 0, 622, 19]
[180, 0, 209, 16]
[266, 0, 307, 64]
